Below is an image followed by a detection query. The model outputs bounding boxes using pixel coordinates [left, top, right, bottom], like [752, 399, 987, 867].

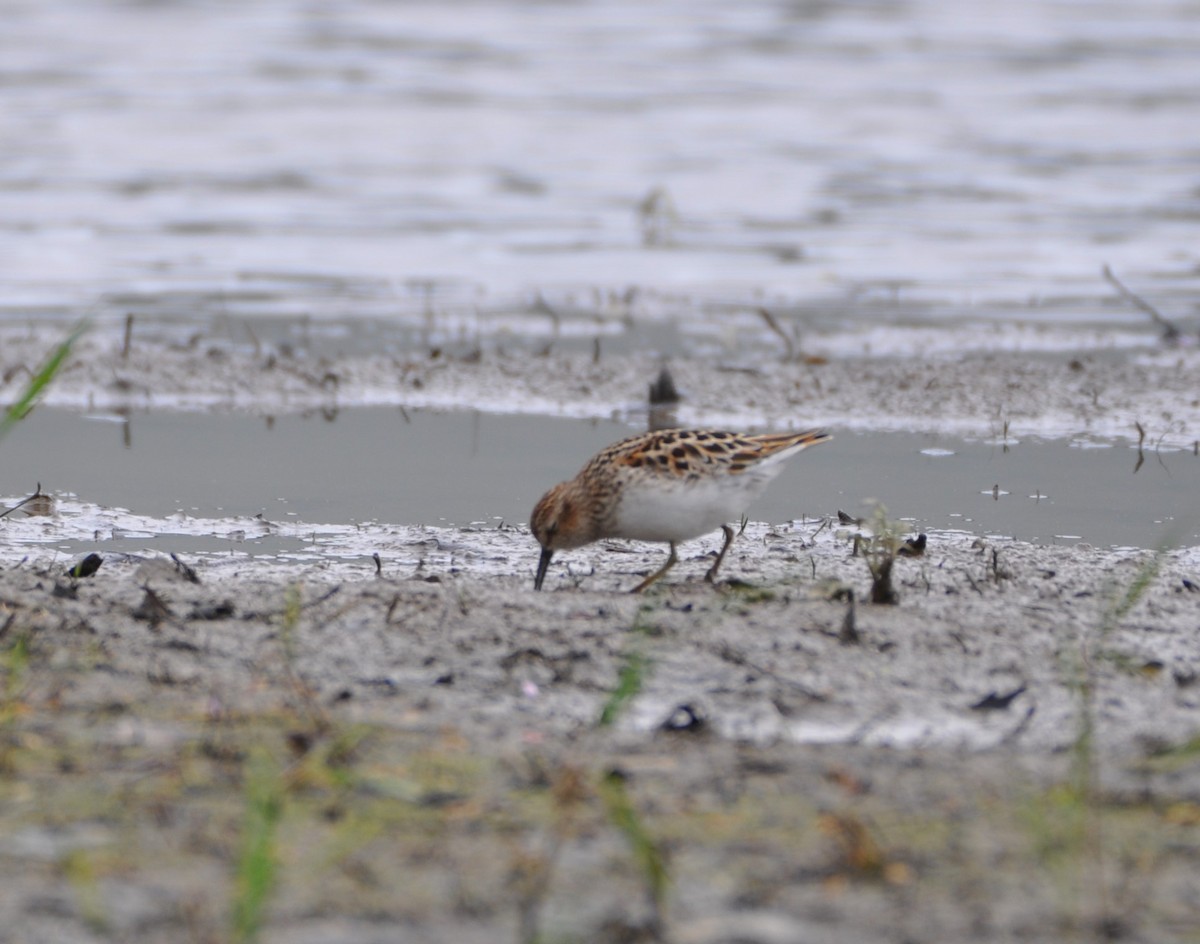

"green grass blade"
[598, 651, 647, 727]
[598, 770, 669, 911]
[232, 749, 284, 944]
[0, 320, 89, 443]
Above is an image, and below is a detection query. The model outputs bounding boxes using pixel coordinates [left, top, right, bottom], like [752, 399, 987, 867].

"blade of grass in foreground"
[232, 749, 284, 944]
[0, 320, 89, 444]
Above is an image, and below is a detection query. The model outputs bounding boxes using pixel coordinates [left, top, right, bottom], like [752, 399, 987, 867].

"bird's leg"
[631, 542, 678, 594]
[704, 524, 736, 584]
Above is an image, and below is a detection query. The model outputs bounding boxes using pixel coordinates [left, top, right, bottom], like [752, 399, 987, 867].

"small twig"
[240, 585, 341, 622]
[170, 553, 201, 584]
[0, 483, 45, 520]
[808, 516, 832, 540]
[716, 643, 825, 701]
[133, 585, 178, 631]
[756, 307, 795, 362]
[245, 321, 262, 359]
[999, 703, 1038, 746]
[532, 294, 560, 357]
[1102, 265, 1181, 344]
[839, 593, 859, 645]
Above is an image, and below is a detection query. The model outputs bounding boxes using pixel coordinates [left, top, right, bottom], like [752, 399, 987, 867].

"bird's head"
[530, 481, 588, 590]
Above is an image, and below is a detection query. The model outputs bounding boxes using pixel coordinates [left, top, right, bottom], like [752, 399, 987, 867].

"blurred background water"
[2, 0, 1198, 343]
[2, 1, 1198, 550]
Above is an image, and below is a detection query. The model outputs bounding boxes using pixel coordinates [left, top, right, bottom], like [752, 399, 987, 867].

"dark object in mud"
[661, 703, 706, 733]
[287, 730, 315, 756]
[970, 685, 1026, 712]
[0, 483, 54, 520]
[66, 553, 103, 579]
[22, 492, 55, 517]
[51, 581, 78, 600]
[648, 365, 680, 405]
[170, 553, 200, 584]
[837, 509, 863, 526]
[187, 600, 235, 621]
[132, 586, 173, 628]
[868, 554, 898, 605]
[855, 511, 913, 605]
[839, 591, 859, 645]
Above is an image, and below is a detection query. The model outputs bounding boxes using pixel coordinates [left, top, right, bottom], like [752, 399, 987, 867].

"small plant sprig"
[598, 651, 648, 727]
[852, 503, 920, 605]
[598, 768, 669, 931]
[1065, 550, 1162, 933]
[597, 605, 655, 727]
[1072, 551, 1163, 800]
[0, 633, 31, 752]
[0, 320, 89, 444]
[512, 763, 589, 944]
[231, 749, 285, 944]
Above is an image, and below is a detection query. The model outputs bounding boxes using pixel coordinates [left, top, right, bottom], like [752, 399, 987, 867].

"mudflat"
[1, 323, 1199, 943]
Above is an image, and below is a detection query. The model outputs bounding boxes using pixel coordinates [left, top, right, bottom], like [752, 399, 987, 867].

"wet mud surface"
[2, 322, 1200, 942]
[2, 518, 1199, 942]
[5, 319, 1200, 444]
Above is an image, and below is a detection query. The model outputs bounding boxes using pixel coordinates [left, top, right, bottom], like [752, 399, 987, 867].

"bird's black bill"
[534, 547, 553, 591]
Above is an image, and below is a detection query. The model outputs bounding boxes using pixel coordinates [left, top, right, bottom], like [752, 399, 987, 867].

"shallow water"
[2, 408, 1196, 558]
[4, 1, 1200, 560]
[3, 0, 1199, 345]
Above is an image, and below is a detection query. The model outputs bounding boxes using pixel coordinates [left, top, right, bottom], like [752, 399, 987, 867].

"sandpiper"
[531, 427, 831, 592]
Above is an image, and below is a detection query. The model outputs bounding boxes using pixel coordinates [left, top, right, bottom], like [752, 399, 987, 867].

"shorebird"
[531, 427, 831, 592]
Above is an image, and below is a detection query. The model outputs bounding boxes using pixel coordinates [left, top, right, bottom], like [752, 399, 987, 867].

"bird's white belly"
[610, 475, 767, 544]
